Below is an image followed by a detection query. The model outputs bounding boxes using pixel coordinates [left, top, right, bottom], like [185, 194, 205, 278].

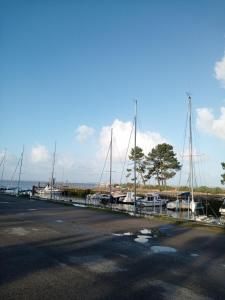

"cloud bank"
[215, 52, 225, 87]
[76, 125, 95, 143]
[31, 145, 50, 163]
[197, 107, 225, 140]
[98, 119, 166, 162]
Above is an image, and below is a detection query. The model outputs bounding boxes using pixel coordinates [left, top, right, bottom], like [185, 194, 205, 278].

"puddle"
[134, 236, 149, 244]
[73, 204, 86, 208]
[137, 235, 152, 239]
[85, 259, 125, 273]
[112, 232, 133, 236]
[134, 280, 211, 300]
[58, 262, 68, 268]
[0, 201, 9, 204]
[56, 220, 64, 223]
[190, 253, 200, 257]
[118, 254, 128, 258]
[140, 229, 152, 235]
[31, 228, 40, 231]
[27, 208, 37, 211]
[151, 246, 177, 254]
[7, 227, 29, 236]
[68, 255, 126, 273]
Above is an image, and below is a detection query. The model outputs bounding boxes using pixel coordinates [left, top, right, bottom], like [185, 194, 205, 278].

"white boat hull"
[36, 185, 61, 195]
[219, 208, 225, 215]
[136, 199, 167, 207]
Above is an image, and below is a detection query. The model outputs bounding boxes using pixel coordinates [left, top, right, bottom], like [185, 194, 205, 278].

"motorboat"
[86, 193, 111, 202]
[167, 199, 189, 210]
[167, 192, 192, 210]
[166, 192, 203, 211]
[136, 193, 168, 207]
[86, 193, 102, 201]
[36, 184, 62, 195]
[121, 191, 143, 204]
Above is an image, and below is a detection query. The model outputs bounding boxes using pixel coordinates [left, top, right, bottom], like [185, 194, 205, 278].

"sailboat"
[167, 95, 200, 213]
[36, 142, 61, 197]
[121, 100, 144, 205]
[87, 128, 117, 203]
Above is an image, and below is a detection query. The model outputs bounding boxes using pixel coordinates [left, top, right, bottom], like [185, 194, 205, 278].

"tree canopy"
[127, 146, 147, 185]
[145, 143, 181, 186]
[127, 143, 181, 186]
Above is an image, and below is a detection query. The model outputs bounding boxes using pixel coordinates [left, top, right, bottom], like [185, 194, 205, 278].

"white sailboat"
[86, 128, 115, 203]
[167, 95, 199, 213]
[121, 100, 139, 206]
[36, 142, 61, 197]
[17, 145, 24, 196]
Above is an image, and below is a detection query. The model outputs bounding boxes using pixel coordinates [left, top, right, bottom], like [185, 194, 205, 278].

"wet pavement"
[0, 194, 225, 300]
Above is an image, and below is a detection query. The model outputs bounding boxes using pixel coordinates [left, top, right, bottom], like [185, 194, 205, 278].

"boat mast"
[188, 95, 194, 204]
[17, 145, 24, 196]
[50, 141, 56, 199]
[109, 128, 113, 196]
[134, 99, 137, 210]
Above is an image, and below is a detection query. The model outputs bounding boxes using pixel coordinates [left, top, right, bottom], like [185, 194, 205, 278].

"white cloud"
[76, 125, 95, 143]
[215, 52, 225, 87]
[31, 145, 50, 163]
[98, 119, 166, 162]
[57, 153, 75, 170]
[197, 107, 225, 140]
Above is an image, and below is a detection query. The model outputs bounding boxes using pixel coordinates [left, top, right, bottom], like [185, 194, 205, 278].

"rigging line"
[120, 120, 134, 184]
[0, 157, 4, 168]
[0, 149, 6, 183]
[113, 136, 124, 167]
[17, 145, 24, 193]
[0, 149, 6, 169]
[177, 104, 189, 188]
[196, 159, 202, 187]
[208, 202, 218, 218]
[9, 156, 21, 186]
[200, 155, 207, 186]
[97, 140, 111, 188]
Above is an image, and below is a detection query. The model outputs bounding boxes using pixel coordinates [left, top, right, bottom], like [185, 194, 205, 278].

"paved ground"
[0, 194, 225, 300]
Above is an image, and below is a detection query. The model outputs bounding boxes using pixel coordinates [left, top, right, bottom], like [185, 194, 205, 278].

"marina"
[17, 188, 224, 226]
[1, 192, 225, 300]
[1, 1, 225, 299]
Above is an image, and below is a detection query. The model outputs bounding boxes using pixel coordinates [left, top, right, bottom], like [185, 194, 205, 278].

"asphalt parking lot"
[0, 194, 225, 300]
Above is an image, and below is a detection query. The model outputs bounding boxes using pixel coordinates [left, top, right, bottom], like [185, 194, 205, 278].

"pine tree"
[127, 146, 147, 185]
[145, 143, 181, 186]
[221, 162, 225, 185]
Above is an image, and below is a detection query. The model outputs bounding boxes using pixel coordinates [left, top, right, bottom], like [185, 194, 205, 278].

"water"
[0, 180, 97, 190]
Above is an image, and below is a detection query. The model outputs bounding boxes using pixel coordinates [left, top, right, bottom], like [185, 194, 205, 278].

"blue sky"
[1, 0, 225, 186]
